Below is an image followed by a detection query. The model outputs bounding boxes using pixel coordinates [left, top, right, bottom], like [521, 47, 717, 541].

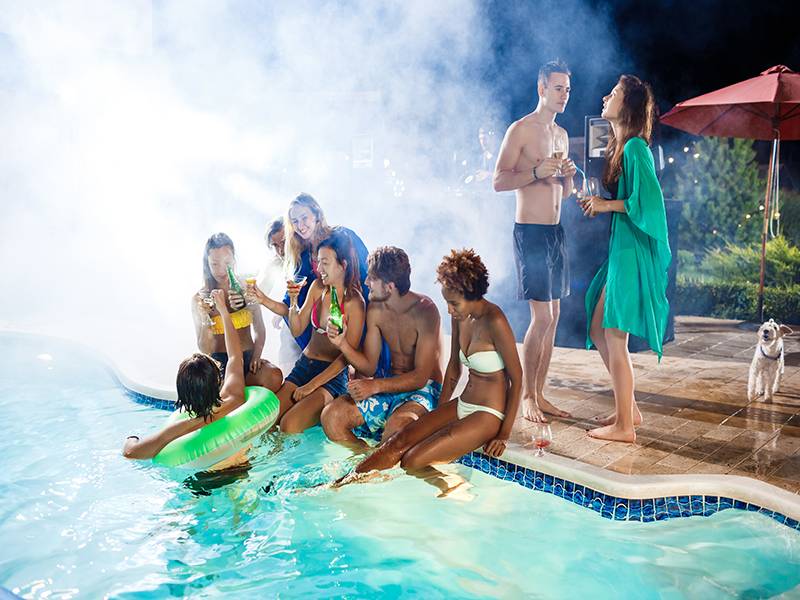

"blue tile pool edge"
[456, 451, 800, 532]
[120, 381, 800, 533]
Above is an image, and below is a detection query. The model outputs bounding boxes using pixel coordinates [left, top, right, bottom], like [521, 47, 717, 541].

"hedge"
[675, 280, 800, 325]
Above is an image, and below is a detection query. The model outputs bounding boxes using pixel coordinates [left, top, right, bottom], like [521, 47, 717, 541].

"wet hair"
[603, 74, 656, 189]
[538, 60, 571, 87]
[175, 353, 223, 421]
[436, 248, 489, 301]
[368, 246, 411, 295]
[284, 193, 332, 277]
[203, 232, 235, 292]
[318, 227, 362, 300]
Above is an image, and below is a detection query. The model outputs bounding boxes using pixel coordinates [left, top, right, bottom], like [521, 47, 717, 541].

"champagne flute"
[587, 177, 600, 197]
[552, 135, 567, 177]
[532, 423, 552, 457]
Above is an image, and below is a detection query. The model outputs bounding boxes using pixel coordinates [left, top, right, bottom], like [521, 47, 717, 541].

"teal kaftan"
[585, 136, 671, 358]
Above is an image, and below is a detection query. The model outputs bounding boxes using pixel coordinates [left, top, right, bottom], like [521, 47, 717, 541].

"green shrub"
[675, 280, 800, 324]
[700, 236, 800, 287]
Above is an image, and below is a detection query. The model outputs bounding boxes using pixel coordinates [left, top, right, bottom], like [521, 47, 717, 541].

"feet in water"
[587, 423, 636, 443]
[593, 406, 643, 427]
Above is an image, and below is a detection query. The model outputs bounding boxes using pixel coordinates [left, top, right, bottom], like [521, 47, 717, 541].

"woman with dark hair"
[345, 248, 522, 475]
[192, 232, 282, 392]
[281, 193, 370, 351]
[579, 75, 671, 443]
[252, 228, 366, 433]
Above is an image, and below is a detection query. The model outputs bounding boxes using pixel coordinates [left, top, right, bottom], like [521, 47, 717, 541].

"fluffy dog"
[748, 319, 793, 402]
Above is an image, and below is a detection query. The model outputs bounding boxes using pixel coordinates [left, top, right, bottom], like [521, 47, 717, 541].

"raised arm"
[192, 293, 216, 354]
[288, 279, 320, 337]
[251, 282, 289, 317]
[438, 317, 463, 405]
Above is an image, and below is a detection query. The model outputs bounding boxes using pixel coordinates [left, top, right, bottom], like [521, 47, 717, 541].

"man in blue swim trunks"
[122, 289, 246, 460]
[321, 246, 443, 449]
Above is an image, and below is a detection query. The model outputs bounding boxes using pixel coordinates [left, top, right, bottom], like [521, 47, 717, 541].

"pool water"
[1, 333, 799, 599]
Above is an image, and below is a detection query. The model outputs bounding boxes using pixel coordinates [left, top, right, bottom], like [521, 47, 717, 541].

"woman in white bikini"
[349, 248, 522, 474]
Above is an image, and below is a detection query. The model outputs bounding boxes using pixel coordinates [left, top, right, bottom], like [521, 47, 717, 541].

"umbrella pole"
[757, 137, 777, 321]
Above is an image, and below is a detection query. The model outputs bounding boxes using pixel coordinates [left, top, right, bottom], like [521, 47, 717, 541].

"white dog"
[747, 319, 793, 402]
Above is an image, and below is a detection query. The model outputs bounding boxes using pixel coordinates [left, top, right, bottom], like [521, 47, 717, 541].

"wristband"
[532, 165, 538, 180]
[127, 435, 140, 441]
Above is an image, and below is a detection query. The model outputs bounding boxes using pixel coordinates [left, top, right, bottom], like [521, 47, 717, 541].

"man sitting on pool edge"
[122, 289, 247, 461]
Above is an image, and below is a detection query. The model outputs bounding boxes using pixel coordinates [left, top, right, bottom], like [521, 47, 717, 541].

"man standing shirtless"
[493, 60, 576, 422]
[321, 246, 443, 449]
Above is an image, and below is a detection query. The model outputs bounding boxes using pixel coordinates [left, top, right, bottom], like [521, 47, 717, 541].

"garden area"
[665, 137, 800, 325]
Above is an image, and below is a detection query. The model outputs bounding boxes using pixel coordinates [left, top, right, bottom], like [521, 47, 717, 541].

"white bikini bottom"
[456, 399, 505, 421]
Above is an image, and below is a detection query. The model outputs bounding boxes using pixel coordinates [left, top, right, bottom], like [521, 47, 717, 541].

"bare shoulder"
[556, 124, 570, 140]
[412, 294, 441, 324]
[486, 302, 512, 330]
[344, 291, 366, 312]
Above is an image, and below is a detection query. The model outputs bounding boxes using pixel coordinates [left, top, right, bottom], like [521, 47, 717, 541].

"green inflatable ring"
[153, 386, 280, 470]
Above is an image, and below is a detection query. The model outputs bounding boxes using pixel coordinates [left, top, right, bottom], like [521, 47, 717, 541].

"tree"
[668, 137, 764, 254]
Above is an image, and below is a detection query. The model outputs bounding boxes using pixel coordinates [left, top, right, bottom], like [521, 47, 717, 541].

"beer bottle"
[329, 285, 344, 333]
[226, 264, 246, 304]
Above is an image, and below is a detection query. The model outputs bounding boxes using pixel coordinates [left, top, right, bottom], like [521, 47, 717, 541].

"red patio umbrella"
[661, 65, 800, 321]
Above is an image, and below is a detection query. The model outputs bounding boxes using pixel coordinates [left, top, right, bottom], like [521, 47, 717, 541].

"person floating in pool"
[123, 289, 248, 461]
[192, 232, 282, 392]
[344, 249, 522, 477]
[578, 75, 670, 443]
[320, 246, 443, 450]
[250, 228, 366, 433]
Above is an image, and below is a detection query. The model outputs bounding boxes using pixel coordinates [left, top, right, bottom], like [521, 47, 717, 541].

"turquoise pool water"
[1, 333, 799, 599]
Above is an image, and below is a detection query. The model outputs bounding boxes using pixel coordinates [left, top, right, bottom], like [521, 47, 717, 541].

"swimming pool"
[2, 332, 799, 598]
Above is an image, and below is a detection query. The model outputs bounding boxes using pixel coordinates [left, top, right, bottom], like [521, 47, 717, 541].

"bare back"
[499, 115, 568, 225]
[373, 293, 443, 382]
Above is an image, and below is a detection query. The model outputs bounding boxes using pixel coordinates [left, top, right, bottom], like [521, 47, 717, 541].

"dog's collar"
[760, 346, 783, 361]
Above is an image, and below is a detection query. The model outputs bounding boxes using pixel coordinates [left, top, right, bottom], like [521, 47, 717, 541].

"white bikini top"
[459, 349, 505, 373]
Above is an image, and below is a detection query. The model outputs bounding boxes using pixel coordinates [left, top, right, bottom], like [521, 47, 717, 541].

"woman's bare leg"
[591, 288, 642, 427]
[279, 388, 332, 434]
[400, 411, 502, 470]
[589, 327, 637, 443]
[352, 401, 458, 474]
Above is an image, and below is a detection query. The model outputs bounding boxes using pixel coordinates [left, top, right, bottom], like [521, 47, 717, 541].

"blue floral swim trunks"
[353, 380, 442, 440]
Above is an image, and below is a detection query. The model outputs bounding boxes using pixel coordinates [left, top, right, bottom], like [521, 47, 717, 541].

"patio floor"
[506, 316, 800, 494]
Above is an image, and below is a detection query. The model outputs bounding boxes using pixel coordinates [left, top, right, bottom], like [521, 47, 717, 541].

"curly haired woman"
[347, 248, 522, 476]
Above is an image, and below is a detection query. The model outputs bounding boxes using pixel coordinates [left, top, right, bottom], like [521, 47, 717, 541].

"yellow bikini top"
[459, 349, 505, 373]
[210, 308, 253, 335]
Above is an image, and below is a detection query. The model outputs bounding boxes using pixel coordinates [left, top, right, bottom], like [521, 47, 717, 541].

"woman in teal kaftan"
[579, 75, 670, 443]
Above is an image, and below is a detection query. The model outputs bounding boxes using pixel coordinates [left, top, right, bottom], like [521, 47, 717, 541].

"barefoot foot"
[537, 397, 571, 419]
[522, 397, 548, 423]
[593, 407, 643, 427]
[587, 423, 636, 443]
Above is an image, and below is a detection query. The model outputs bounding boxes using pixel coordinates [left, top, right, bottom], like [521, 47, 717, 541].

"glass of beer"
[244, 275, 258, 305]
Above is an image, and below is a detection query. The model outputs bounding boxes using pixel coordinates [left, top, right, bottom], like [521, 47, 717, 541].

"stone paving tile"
[513, 316, 800, 493]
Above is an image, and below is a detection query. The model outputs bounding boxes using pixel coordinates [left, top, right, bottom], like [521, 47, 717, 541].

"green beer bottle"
[226, 264, 246, 305]
[329, 285, 344, 333]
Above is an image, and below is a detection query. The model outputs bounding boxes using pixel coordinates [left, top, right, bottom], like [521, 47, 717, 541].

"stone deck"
[507, 316, 800, 494]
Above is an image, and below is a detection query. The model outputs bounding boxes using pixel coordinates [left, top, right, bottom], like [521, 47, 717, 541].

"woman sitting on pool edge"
[123, 289, 248, 463]
[250, 228, 366, 433]
[192, 232, 282, 392]
[345, 248, 521, 476]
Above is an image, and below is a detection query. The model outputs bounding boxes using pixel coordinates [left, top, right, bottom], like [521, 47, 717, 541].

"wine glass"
[198, 290, 216, 328]
[286, 274, 308, 310]
[587, 177, 600, 197]
[552, 135, 567, 177]
[531, 423, 552, 457]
